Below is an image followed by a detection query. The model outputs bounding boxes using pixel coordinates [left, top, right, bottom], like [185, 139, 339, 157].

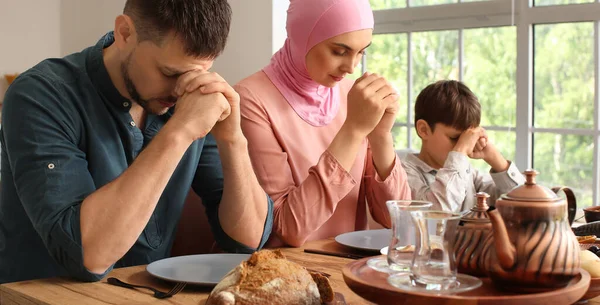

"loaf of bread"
[206, 249, 334, 305]
[581, 249, 600, 277]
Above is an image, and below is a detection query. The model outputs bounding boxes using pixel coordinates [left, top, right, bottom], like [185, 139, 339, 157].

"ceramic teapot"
[453, 192, 493, 277]
[481, 169, 580, 292]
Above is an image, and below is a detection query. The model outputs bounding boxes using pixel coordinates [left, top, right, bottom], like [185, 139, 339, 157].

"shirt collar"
[86, 32, 132, 111]
[405, 153, 438, 174]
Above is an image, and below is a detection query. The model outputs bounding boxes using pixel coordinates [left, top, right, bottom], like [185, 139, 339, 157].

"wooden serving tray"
[342, 256, 590, 305]
[580, 277, 600, 302]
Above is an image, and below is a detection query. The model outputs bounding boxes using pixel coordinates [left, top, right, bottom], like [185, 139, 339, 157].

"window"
[368, 33, 408, 138]
[370, 0, 406, 10]
[367, 0, 600, 206]
[369, 0, 493, 9]
[535, 0, 595, 6]
[533, 22, 596, 206]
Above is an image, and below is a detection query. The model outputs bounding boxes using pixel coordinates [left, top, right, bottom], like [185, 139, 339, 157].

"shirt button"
[123, 102, 130, 107]
[130, 121, 136, 127]
[47, 163, 55, 170]
[466, 169, 470, 174]
[510, 172, 516, 177]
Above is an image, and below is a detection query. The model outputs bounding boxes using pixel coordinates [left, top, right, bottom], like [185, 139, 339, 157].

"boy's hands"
[479, 141, 510, 172]
[469, 136, 488, 160]
[453, 127, 485, 157]
[454, 127, 510, 172]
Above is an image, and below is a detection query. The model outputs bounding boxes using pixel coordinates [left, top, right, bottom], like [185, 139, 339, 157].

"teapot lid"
[461, 192, 491, 223]
[502, 169, 560, 202]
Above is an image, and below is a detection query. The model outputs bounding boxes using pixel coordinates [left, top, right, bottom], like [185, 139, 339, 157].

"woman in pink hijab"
[234, 0, 411, 248]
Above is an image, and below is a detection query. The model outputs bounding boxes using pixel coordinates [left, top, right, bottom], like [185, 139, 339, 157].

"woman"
[234, 0, 411, 248]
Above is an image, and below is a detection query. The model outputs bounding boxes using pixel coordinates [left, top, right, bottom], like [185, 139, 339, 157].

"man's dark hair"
[414, 80, 481, 132]
[123, 0, 232, 59]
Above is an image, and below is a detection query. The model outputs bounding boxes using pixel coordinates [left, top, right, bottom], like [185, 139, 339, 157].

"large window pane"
[368, 34, 409, 123]
[411, 30, 459, 122]
[369, 0, 406, 9]
[410, 128, 422, 151]
[471, 131, 516, 173]
[533, 133, 594, 207]
[534, 0, 594, 6]
[534, 22, 594, 129]
[464, 27, 516, 127]
[392, 126, 408, 149]
[392, 126, 423, 152]
[410, 0, 456, 6]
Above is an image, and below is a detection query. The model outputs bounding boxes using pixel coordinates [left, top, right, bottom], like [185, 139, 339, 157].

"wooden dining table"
[0, 239, 375, 305]
[2, 238, 600, 305]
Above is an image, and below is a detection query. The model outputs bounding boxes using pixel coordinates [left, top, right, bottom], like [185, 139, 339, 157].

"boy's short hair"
[414, 80, 481, 132]
[123, 0, 231, 59]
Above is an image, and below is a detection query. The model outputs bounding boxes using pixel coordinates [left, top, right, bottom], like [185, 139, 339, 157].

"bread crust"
[206, 250, 333, 305]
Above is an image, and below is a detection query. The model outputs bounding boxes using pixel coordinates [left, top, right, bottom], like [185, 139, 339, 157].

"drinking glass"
[366, 200, 432, 273]
[387, 210, 482, 294]
[409, 210, 461, 289]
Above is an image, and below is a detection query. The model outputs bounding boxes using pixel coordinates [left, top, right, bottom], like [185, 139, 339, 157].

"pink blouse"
[235, 71, 411, 247]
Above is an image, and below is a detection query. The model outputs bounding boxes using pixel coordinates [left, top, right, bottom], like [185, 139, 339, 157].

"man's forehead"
[148, 35, 215, 72]
[159, 59, 214, 74]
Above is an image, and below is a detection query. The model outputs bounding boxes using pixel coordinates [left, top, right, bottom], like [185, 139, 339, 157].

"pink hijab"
[263, 0, 374, 126]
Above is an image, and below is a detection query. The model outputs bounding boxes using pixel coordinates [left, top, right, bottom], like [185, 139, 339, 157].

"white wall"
[212, 0, 289, 84]
[272, 0, 290, 54]
[0, 0, 286, 101]
[60, 0, 125, 56]
[60, 0, 288, 85]
[0, 0, 120, 103]
[0, 0, 62, 103]
[212, 0, 276, 85]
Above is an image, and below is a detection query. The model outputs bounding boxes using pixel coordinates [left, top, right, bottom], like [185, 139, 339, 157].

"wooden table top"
[0, 239, 374, 305]
[2, 238, 600, 305]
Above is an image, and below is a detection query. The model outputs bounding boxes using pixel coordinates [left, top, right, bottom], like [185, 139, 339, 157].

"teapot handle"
[551, 186, 577, 225]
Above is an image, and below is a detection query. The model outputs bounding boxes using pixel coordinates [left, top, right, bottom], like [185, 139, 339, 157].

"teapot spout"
[488, 207, 516, 270]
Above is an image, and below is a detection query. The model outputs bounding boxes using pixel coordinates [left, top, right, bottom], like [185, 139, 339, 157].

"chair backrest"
[170, 190, 217, 257]
[169, 148, 418, 255]
[396, 148, 418, 159]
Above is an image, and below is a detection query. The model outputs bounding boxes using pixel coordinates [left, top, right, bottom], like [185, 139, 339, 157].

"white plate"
[380, 245, 416, 256]
[334, 229, 391, 251]
[146, 253, 250, 286]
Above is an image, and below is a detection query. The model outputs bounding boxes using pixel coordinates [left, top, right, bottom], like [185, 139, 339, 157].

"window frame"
[368, 0, 600, 204]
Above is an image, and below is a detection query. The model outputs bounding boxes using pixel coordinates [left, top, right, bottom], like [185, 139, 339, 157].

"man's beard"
[120, 54, 175, 115]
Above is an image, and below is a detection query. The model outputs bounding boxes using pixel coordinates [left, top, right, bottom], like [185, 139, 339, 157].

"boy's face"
[417, 121, 463, 169]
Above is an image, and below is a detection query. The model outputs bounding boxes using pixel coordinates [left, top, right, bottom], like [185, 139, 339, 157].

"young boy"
[402, 80, 525, 212]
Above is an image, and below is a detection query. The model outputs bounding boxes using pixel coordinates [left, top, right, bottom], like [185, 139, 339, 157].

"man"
[0, 0, 273, 283]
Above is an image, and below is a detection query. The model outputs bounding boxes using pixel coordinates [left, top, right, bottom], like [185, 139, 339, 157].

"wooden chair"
[170, 190, 218, 256]
[169, 189, 386, 258]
